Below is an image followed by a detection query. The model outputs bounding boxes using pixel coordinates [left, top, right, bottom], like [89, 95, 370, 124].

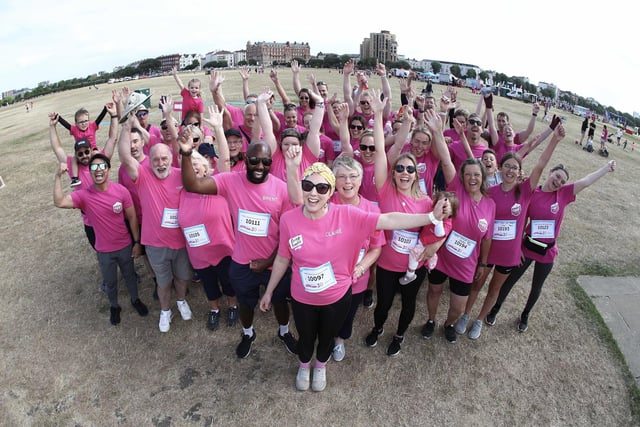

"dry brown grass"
[1, 69, 639, 426]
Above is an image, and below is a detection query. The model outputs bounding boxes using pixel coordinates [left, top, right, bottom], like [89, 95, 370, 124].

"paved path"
[578, 276, 640, 385]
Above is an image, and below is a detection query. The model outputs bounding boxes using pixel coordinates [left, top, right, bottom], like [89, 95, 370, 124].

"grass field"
[1, 68, 639, 426]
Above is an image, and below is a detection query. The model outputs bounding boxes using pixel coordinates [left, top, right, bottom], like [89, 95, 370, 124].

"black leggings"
[292, 289, 352, 364]
[374, 266, 426, 337]
[493, 256, 554, 316]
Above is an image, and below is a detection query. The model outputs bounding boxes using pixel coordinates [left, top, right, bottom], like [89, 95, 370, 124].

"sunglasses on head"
[247, 157, 273, 166]
[301, 179, 331, 194]
[90, 163, 108, 171]
[77, 149, 91, 157]
[394, 164, 416, 174]
[359, 144, 375, 152]
[468, 119, 483, 126]
[350, 124, 364, 130]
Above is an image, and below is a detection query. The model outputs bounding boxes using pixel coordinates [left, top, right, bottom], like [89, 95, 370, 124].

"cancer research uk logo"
[112, 202, 123, 214]
[477, 218, 488, 233]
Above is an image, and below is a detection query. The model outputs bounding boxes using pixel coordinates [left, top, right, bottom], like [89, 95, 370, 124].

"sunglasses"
[359, 144, 375, 152]
[90, 163, 108, 171]
[301, 179, 331, 194]
[468, 119, 483, 126]
[350, 124, 364, 130]
[77, 149, 91, 157]
[360, 100, 370, 105]
[192, 137, 200, 143]
[188, 122, 200, 127]
[502, 164, 520, 171]
[247, 157, 273, 166]
[136, 111, 148, 118]
[394, 164, 416, 174]
[299, 96, 310, 100]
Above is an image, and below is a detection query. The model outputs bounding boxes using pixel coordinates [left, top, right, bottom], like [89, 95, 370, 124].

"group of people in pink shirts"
[51, 61, 617, 393]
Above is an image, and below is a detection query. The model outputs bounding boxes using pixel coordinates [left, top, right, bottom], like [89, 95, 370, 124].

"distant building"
[246, 41, 310, 65]
[157, 54, 180, 73]
[406, 58, 481, 79]
[360, 30, 397, 63]
[180, 53, 203, 70]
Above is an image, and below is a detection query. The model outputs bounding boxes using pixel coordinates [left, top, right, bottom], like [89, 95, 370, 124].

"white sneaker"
[296, 366, 310, 391]
[454, 313, 470, 334]
[176, 300, 192, 320]
[312, 367, 326, 392]
[468, 319, 483, 340]
[398, 272, 417, 286]
[332, 343, 346, 362]
[159, 310, 172, 332]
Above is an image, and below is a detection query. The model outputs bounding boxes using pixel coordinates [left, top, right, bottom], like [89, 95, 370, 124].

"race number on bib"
[300, 262, 338, 293]
[237, 209, 270, 237]
[390, 230, 419, 255]
[183, 224, 211, 247]
[445, 231, 477, 259]
[531, 220, 556, 239]
[492, 220, 517, 241]
[161, 208, 179, 228]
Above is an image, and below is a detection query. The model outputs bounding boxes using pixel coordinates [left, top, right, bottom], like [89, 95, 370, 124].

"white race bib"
[445, 231, 477, 259]
[183, 224, 211, 247]
[492, 220, 517, 241]
[161, 208, 179, 228]
[390, 230, 419, 255]
[237, 209, 271, 237]
[332, 139, 342, 152]
[418, 178, 427, 194]
[531, 220, 556, 239]
[300, 262, 337, 293]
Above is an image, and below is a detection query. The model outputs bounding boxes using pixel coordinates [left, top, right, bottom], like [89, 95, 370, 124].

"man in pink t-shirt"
[53, 153, 149, 326]
[180, 140, 298, 359]
[119, 119, 193, 333]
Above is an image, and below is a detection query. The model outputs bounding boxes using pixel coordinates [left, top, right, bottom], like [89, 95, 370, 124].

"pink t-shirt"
[228, 103, 245, 128]
[443, 128, 461, 143]
[357, 161, 378, 204]
[419, 219, 453, 246]
[332, 195, 386, 294]
[448, 140, 488, 172]
[143, 125, 163, 155]
[67, 154, 101, 226]
[493, 140, 528, 164]
[70, 182, 133, 253]
[400, 143, 441, 197]
[118, 157, 148, 223]
[177, 191, 234, 269]
[321, 110, 339, 142]
[269, 144, 317, 182]
[376, 179, 433, 272]
[70, 122, 99, 148]
[134, 166, 185, 249]
[437, 179, 495, 283]
[487, 179, 535, 267]
[213, 172, 292, 264]
[278, 203, 380, 305]
[522, 184, 576, 263]
[180, 87, 204, 123]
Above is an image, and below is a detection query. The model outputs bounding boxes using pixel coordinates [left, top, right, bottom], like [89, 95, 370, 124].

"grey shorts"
[145, 245, 192, 287]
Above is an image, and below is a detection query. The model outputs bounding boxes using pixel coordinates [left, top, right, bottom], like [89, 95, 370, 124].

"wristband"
[428, 211, 443, 226]
[478, 262, 488, 268]
[532, 113, 538, 117]
[134, 240, 140, 245]
[110, 115, 118, 119]
[179, 148, 193, 156]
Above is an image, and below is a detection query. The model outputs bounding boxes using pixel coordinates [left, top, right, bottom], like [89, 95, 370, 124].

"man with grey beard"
[118, 115, 193, 333]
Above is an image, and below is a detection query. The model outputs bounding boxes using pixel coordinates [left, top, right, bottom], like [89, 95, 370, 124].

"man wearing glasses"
[53, 154, 149, 326]
[179, 139, 298, 360]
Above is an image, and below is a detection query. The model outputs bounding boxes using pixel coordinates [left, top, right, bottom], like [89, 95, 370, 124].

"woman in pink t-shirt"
[178, 152, 238, 330]
[456, 124, 566, 340]
[260, 154, 448, 392]
[488, 159, 616, 333]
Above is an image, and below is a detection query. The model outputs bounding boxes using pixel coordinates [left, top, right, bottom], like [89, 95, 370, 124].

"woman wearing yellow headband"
[259, 147, 449, 392]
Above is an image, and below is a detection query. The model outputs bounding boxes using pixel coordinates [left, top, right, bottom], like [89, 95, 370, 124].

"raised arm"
[483, 94, 499, 146]
[426, 109, 456, 185]
[101, 102, 119, 159]
[370, 89, 390, 192]
[202, 104, 230, 173]
[256, 88, 278, 154]
[178, 137, 219, 195]
[285, 145, 303, 205]
[291, 60, 302, 96]
[171, 66, 185, 91]
[335, 103, 354, 156]
[48, 113, 67, 164]
[342, 60, 355, 115]
[573, 160, 616, 195]
[377, 61, 392, 118]
[517, 102, 541, 143]
[53, 163, 75, 208]
[387, 106, 414, 165]
[238, 65, 251, 101]
[528, 122, 565, 190]
[269, 69, 291, 105]
[305, 91, 324, 158]
[117, 117, 140, 181]
[517, 115, 560, 158]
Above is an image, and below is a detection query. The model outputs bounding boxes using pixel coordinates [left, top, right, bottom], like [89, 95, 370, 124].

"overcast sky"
[2, 0, 637, 115]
